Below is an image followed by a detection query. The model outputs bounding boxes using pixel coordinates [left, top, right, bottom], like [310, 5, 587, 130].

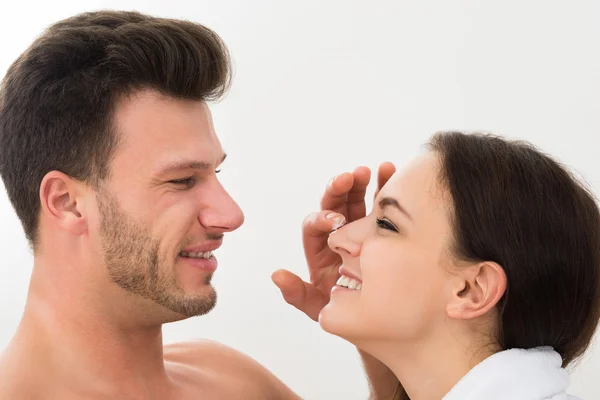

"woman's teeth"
[336, 275, 362, 290]
[180, 251, 213, 259]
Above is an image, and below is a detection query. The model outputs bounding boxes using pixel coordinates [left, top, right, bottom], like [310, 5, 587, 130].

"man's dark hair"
[0, 10, 231, 247]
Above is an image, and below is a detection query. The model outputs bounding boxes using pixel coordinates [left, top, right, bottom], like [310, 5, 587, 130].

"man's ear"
[446, 261, 507, 320]
[39, 171, 89, 236]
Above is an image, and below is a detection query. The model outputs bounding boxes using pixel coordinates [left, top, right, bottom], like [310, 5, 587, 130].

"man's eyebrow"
[156, 153, 227, 175]
[378, 196, 413, 221]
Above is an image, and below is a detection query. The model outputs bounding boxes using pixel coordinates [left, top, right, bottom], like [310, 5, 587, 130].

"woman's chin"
[318, 302, 354, 338]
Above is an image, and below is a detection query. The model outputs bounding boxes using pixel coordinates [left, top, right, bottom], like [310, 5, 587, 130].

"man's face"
[92, 90, 244, 317]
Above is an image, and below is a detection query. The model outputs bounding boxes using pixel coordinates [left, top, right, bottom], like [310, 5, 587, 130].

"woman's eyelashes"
[376, 217, 399, 232]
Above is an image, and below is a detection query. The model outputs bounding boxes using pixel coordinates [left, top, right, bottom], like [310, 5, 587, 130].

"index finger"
[345, 166, 371, 222]
[319, 172, 354, 215]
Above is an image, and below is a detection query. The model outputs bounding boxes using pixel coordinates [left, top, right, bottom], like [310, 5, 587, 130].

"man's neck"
[8, 260, 173, 399]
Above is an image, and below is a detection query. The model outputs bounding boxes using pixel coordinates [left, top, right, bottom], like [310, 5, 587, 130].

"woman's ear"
[446, 261, 507, 320]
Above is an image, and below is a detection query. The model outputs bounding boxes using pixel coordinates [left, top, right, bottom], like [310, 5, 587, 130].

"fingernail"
[327, 176, 336, 188]
[326, 213, 346, 230]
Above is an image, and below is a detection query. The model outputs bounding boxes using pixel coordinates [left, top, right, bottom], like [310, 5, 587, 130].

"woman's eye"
[376, 217, 399, 232]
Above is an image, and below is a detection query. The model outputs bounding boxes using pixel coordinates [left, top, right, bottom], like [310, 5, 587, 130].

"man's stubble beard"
[96, 188, 217, 317]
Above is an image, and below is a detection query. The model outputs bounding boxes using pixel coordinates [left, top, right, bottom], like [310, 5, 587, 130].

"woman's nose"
[327, 221, 362, 257]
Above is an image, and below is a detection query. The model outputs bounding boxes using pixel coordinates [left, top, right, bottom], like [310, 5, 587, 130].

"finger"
[346, 166, 371, 222]
[271, 269, 304, 302]
[301, 211, 345, 271]
[320, 172, 354, 214]
[375, 162, 396, 198]
[271, 269, 329, 321]
[302, 211, 346, 239]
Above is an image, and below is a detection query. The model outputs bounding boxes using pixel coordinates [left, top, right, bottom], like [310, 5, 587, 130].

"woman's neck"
[362, 335, 500, 400]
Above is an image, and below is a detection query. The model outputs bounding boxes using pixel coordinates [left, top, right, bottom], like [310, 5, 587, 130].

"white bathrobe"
[442, 347, 583, 400]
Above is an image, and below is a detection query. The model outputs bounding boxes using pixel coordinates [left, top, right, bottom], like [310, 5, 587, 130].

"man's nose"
[197, 180, 245, 232]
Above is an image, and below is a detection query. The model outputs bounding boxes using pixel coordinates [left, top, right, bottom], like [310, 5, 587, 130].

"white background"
[1, 1, 599, 399]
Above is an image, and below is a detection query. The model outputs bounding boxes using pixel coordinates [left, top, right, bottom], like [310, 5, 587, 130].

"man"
[0, 9, 399, 400]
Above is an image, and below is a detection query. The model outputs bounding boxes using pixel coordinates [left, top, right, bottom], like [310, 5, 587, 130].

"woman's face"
[319, 151, 457, 344]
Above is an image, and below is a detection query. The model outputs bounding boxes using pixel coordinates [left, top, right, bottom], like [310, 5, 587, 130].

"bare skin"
[0, 337, 296, 400]
[0, 90, 300, 400]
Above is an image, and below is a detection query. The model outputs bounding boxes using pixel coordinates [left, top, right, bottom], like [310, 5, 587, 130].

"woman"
[319, 131, 600, 399]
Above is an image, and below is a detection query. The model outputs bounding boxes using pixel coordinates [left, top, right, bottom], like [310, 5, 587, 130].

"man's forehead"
[106, 98, 224, 181]
[111, 92, 219, 153]
[113, 91, 214, 136]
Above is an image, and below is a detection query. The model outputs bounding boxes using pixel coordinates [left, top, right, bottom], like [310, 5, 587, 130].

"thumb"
[271, 269, 329, 322]
[271, 269, 306, 306]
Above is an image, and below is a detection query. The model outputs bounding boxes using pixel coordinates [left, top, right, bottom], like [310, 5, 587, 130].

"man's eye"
[215, 169, 221, 174]
[169, 177, 195, 187]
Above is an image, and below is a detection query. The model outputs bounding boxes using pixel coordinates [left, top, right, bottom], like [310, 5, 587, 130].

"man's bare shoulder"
[164, 339, 260, 364]
[164, 339, 301, 400]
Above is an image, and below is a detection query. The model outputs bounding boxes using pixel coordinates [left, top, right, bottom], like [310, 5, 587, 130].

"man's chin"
[154, 286, 217, 319]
